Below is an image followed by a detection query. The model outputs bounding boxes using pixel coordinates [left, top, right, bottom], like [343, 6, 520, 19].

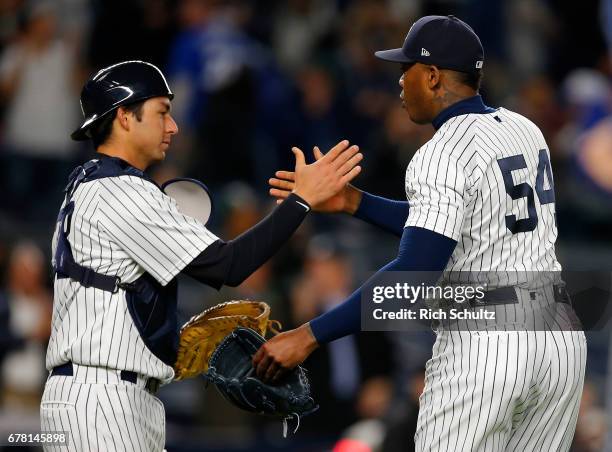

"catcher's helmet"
[71, 60, 174, 141]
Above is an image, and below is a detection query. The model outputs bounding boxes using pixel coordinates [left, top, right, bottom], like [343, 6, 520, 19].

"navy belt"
[468, 284, 570, 306]
[51, 362, 161, 395]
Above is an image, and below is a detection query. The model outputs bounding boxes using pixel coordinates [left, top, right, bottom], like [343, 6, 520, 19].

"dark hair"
[452, 69, 483, 91]
[90, 100, 145, 148]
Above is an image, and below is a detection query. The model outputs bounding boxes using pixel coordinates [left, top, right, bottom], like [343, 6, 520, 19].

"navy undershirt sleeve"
[309, 226, 457, 344]
[182, 193, 310, 288]
[353, 191, 409, 237]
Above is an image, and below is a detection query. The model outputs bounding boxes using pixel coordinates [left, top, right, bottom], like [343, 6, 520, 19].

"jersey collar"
[431, 94, 496, 130]
[95, 153, 158, 186]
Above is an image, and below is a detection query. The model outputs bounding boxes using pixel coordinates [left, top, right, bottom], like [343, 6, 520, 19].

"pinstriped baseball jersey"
[46, 173, 219, 381]
[405, 108, 561, 276]
[404, 100, 586, 452]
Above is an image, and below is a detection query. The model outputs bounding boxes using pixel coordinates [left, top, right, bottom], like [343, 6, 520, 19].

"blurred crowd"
[0, 0, 610, 451]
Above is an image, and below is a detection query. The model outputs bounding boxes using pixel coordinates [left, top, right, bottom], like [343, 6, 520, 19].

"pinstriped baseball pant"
[414, 329, 586, 452]
[40, 365, 165, 451]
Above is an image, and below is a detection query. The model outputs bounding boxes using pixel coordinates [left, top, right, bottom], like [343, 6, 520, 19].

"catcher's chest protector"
[53, 156, 179, 365]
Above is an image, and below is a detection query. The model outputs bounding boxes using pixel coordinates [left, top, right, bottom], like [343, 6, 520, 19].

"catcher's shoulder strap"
[53, 156, 154, 293]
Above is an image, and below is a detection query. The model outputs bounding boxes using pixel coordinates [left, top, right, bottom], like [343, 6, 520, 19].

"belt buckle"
[471, 295, 485, 306]
[466, 293, 485, 308]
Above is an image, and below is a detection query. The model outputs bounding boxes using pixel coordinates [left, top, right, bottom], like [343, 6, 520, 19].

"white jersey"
[46, 174, 218, 382]
[405, 108, 560, 287]
[404, 105, 586, 452]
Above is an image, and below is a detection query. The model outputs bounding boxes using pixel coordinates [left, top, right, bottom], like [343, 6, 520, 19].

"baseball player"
[40, 60, 362, 451]
[255, 15, 586, 451]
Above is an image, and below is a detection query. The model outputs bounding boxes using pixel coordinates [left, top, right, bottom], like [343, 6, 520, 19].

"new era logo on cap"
[476, 61, 483, 69]
[421, 48, 430, 56]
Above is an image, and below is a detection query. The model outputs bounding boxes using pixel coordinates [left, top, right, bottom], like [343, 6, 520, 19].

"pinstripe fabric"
[46, 175, 218, 380]
[414, 322, 586, 452]
[405, 109, 586, 451]
[41, 371, 165, 451]
[405, 109, 560, 281]
[43, 172, 218, 450]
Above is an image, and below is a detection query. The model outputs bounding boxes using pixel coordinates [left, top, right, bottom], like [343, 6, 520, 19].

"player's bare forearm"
[343, 185, 363, 215]
[269, 174, 407, 236]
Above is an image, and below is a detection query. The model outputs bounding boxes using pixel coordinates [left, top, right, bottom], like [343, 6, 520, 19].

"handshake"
[271, 139, 364, 214]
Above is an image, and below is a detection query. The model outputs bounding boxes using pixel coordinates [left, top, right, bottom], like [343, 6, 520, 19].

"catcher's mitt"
[205, 327, 318, 434]
[174, 300, 280, 380]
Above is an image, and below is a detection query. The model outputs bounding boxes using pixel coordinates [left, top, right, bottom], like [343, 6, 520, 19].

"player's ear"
[116, 106, 130, 132]
[427, 65, 441, 89]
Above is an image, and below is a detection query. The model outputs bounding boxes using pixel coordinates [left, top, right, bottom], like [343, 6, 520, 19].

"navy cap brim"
[374, 48, 415, 63]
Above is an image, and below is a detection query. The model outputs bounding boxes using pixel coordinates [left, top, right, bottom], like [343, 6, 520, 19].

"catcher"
[42, 60, 361, 451]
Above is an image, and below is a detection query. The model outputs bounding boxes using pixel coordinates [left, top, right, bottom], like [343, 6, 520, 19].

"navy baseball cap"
[375, 15, 484, 74]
